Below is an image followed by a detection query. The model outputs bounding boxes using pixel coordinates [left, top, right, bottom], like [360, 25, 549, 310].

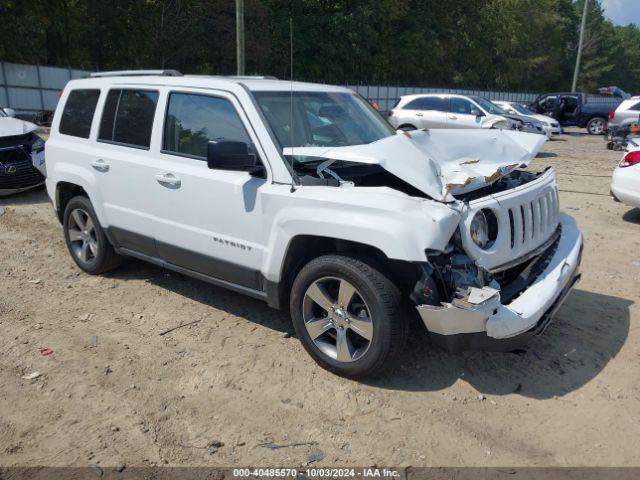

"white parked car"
[388, 94, 513, 131]
[0, 108, 46, 195]
[46, 71, 583, 378]
[493, 100, 562, 137]
[611, 138, 640, 209]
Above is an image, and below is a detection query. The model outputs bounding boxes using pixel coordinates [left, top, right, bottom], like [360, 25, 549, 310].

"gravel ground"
[1, 130, 639, 467]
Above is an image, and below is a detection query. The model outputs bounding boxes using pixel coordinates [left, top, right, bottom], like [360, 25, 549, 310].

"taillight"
[609, 111, 615, 120]
[620, 151, 640, 168]
[388, 110, 394, 117]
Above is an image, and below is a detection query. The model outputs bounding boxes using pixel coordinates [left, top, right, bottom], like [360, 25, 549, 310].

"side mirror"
[470, 108, 483, 117]
[207, 141, 264, 175]
[2, 108, 16, 117]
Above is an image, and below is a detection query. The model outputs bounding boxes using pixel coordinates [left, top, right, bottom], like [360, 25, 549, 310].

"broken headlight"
[31, 135, 45, 153]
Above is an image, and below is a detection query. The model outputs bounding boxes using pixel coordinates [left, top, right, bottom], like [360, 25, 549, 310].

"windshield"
[252, 91, 395, 149]
[508, 103, 536, 115]
[472, 97, 505, 115]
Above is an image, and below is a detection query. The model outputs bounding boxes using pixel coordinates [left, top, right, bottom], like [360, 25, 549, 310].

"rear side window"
[163, 92, 250, 159]
[404, 97, 447, 111]
[59, 89, 100, 138]
[99, 89, 159, 148]
[629, 102, 640, 111]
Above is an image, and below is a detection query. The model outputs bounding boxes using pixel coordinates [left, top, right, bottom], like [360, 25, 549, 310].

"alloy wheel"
[589, 119, 604, 134]
[67, 208, 99, 264]
[302, 276, 373, 363]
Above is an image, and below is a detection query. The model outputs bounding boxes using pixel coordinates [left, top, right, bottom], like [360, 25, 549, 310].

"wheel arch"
[266, 234, 422, 310]
[55, 181, 89, 223]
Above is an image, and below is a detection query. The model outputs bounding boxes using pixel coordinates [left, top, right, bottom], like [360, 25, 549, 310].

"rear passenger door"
[403, 97, 449, 129]
[150, 89, 268, 291]
[93, 88, 160, 256]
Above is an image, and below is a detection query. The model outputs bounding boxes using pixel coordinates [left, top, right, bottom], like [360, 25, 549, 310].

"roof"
[66, 73, 352, 94]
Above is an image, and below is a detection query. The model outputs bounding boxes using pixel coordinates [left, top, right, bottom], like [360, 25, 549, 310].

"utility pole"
[236, 0, 245, 76]
[571, 0, 589, 92]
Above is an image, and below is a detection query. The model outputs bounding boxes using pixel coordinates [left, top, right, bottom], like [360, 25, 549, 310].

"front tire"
[587, 117, 606, 135]
[289, 255, 407, 378]
[63, 196, 121, 274]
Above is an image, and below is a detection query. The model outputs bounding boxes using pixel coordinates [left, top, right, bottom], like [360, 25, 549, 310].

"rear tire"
[289, 255, 407, 378]
[63, 196, 121, 274]
[586, 117, 606, 135]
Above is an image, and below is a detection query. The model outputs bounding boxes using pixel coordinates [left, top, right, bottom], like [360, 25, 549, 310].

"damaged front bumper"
[416, 213, 583, 352]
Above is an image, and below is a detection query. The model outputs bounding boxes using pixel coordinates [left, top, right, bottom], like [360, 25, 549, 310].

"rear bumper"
[416, 214, 583, 352]
[611, 167, 640, 209]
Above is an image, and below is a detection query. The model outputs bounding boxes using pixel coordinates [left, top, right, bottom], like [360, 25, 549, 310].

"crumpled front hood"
[0, 117, 38, 137]
[284, 129, 547, 201]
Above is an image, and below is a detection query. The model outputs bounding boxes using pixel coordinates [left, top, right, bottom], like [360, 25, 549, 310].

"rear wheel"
[587, 117, 606, 135]
[63, 196, 121, 274]
[290, 255, 407, 378]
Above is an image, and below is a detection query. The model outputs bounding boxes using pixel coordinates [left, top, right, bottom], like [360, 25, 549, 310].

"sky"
[600, 0, 640, 26]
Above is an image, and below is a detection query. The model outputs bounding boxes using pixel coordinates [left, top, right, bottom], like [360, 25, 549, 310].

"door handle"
[416, 113, 424, 117]
[448, 115, 458, 120]
[156, 173, 181, 189]
[91, 159, 110, 172]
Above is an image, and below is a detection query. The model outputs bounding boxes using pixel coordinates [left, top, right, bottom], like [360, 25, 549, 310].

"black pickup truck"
[530, 92, 621, 135]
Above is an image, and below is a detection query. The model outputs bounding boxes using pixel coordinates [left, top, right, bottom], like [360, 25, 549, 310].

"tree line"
[1, 0, 639, 93]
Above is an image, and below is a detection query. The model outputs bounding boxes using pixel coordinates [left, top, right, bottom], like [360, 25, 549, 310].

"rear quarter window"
[404, 97, 447, 111]
[59, 89, 101, 138]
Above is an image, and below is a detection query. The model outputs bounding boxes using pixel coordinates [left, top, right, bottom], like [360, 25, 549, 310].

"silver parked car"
[608, 96, 640, 130]
[493, 100, 562, 137]
[388, 94, 545, 135]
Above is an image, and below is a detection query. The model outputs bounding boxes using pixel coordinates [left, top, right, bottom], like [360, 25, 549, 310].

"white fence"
[0, 62, 88, 114]
[0, 62, 621, 118]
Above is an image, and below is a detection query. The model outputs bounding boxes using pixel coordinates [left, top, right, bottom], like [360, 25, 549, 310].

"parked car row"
[387, 94, 549, 136]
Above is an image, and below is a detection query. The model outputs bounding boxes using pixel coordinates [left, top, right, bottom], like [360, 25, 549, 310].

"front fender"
[261, 187, 461, 281]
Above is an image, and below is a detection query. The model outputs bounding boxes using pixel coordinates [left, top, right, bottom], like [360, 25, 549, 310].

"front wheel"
[586, 117, 606, 135]
[289, 255, 407, 378]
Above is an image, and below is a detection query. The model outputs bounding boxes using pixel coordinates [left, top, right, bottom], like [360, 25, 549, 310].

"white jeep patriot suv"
[46, 70, 583, 378]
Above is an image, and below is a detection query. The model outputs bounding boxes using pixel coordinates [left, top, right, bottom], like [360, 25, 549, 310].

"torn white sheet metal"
[284, 129, 547, 201]
[416, 214, 583, 339]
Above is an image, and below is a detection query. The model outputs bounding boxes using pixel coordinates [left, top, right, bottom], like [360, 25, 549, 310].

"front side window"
[98, 89, 159, 148]
[59, 89, 101, 138]
[253, 91, 395, 149]
[163, 93, 250, 159]
[450, 97, 477, 115]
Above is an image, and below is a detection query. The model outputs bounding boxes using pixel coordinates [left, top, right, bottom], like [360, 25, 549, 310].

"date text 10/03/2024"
[232, 468, 401, 478]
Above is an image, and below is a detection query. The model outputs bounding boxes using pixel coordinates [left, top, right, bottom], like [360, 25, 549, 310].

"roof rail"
[89, 69, 183, 78]
[219, 75, 278, 80]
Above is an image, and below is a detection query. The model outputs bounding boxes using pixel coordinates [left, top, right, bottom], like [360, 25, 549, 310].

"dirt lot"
[1, 131, 639, 468]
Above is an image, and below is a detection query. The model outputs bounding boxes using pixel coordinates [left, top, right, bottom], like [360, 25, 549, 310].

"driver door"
[447, 97, 484, 128]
